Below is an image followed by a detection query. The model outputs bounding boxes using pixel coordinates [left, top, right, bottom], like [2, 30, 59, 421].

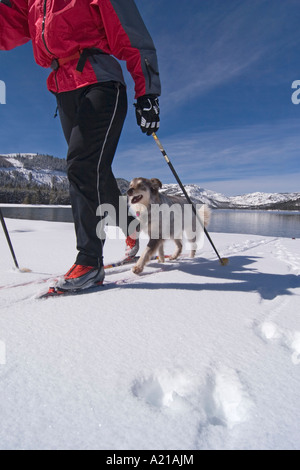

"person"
[0, 0, 161, 292]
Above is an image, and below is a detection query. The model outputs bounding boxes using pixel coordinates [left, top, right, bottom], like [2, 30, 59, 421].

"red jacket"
[0, 0, 161, 97]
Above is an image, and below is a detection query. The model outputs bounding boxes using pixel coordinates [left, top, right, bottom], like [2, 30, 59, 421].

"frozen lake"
[0, 206, 299, 238]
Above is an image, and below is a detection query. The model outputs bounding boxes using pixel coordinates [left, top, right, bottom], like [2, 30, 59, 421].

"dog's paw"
[132, 264, 144, 275]
[169, 254, 179, 261]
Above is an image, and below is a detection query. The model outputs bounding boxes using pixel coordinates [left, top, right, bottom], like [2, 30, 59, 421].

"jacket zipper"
[42, 0, 53, 55]
[42, 0, 59, 92]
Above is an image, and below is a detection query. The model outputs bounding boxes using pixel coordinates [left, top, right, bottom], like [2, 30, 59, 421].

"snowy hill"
[0, 153, 70, 204]
[0, 219, 300, 450]
[1, 153, 299, 209]
[0, 153, 67, 187]
[162, 184, 300, 211]
[0, 154, 129, 205]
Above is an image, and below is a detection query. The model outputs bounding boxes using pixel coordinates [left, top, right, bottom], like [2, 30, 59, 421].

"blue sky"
[1, 0, 300, 196]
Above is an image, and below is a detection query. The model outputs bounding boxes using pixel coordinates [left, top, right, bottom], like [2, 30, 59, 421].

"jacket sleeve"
[0, 0, 30, 50]
[96, 0, 161, 98]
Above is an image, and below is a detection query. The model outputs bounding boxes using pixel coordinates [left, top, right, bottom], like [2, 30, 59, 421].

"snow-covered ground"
[0, 218, 299, 450]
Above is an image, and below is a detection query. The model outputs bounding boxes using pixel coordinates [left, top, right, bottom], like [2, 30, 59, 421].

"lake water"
[208, 209, 300, 239]
[0, 206, 299, 239]
[0, 206, 74, 223]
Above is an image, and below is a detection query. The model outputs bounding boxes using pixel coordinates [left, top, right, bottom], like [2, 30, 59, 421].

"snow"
[0, 218, 300, 450]
[163, 184, 300, 209]
[1, 154, 67, 187]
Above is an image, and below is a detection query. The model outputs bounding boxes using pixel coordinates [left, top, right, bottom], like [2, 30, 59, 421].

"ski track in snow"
[250, 238, 300, 366]
[273, 238, 300, 273]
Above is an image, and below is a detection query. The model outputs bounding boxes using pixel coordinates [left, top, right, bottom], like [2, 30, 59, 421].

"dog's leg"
[158, 243, 165, 263]
[132, 239, 162, 274]
[187, 235, 197, 258]
[169, 239, 182, 260]
[185, 216, 198, 258]
[186, 204, 210, 258]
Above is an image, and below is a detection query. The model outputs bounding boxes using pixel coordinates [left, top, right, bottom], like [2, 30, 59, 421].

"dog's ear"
[150, 178, 162, 192]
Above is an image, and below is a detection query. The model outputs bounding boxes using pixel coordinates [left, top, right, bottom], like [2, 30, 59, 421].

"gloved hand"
[135, 95, 160, 136]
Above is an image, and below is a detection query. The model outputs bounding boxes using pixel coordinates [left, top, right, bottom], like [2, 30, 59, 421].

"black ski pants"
[56, 81, 134, 268]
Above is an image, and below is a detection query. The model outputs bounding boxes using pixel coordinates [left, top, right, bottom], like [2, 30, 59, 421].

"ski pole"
[0, 208, 31, 272]
[152, 133, 229, 266]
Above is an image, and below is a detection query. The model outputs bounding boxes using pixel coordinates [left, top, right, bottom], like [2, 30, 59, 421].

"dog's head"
[127, 177, 162, 207]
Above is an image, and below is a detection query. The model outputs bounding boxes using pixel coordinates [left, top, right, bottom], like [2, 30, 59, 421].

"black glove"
[135, 95, 160, 136]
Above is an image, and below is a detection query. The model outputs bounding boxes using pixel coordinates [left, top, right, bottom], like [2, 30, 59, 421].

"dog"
[127, 177, 210, 274]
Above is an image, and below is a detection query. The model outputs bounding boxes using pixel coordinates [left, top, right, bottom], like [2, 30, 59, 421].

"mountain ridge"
[1, 153, 299, 210]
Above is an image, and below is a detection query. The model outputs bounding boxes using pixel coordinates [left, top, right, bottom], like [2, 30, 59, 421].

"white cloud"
[152, 0, 300, 109]
[117, 119, 300, 195]
[204, 173, 300, 196]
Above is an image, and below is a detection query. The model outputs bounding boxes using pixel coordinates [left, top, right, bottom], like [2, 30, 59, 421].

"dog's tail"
[197, 204, 211, 228]
[203, 204, 211, 227]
